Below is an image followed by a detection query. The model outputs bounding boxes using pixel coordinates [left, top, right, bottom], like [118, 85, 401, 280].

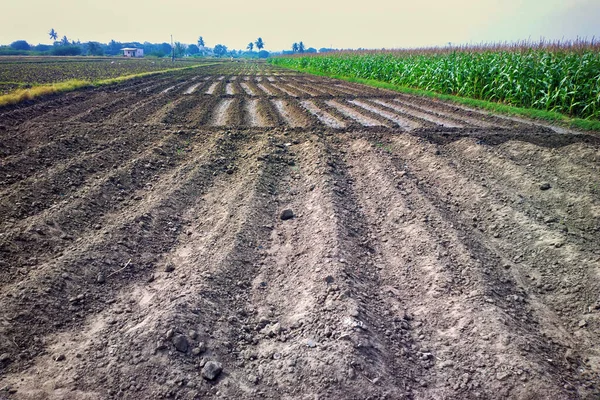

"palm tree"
[298, 42, 305, 53]
[292, 43, 299, 53]
[198, 36, 205, 47]
[255, 37, 264, 51]
[61, 35, 69, 46]
[247, 42, 254, 52]
[48, 28, 58, 41]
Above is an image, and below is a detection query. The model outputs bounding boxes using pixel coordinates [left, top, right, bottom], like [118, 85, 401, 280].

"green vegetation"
[270, 41, 600, 122]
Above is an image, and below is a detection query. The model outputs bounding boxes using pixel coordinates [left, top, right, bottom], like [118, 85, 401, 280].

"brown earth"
[0, 61, 599, 400]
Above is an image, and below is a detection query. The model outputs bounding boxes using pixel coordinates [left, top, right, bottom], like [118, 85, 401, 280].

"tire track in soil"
[0, 130, 251, 380]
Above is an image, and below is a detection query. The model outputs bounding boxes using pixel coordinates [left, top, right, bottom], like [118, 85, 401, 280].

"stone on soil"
[280, 209, 294, 220]
[173, 335, 189, 352]
[202, 361, 223, 380]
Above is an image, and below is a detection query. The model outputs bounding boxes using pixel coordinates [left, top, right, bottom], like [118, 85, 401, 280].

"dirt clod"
[172, 335, 189, 352]
[202, 361, 223, 380]
[280, 209, 294, 220]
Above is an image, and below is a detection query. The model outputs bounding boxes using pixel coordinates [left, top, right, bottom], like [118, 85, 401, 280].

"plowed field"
[1, 61, 599, 400]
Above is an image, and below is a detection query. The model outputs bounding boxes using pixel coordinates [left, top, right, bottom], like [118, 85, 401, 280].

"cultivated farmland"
[0, 61, 599, 399]
[0, 57, 213, 94]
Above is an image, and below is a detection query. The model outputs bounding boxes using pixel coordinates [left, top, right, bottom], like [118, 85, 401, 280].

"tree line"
[2, 30, 334, 57]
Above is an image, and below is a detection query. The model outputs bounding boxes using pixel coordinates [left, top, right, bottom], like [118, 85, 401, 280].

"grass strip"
[0, 62, 223, 107]
[278, 65, 600, 132]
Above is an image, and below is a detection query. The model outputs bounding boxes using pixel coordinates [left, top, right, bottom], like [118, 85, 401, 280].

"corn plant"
[271, 41, 600, 120]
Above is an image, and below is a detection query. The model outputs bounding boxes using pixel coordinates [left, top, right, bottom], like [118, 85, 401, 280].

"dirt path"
[1, 61, 599, 400]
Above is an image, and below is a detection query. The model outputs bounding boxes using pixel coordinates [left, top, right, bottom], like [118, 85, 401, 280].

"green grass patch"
[277, 65, 600, 132]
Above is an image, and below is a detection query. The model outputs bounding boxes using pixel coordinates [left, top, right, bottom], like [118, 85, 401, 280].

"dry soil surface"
[1, 61, 599, 400]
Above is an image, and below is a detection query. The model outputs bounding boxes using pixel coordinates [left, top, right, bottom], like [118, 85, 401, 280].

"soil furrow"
[1, 61, 597, 399]
[385, 133, 600, 397]
[372, 99, 453, 129]
[0, 130, 250, 378]
[0, 131, 200, 286]
[345, 135, 581, 398]
[210, 99, 235, 126]
[271, 99, 311, 128]
[299, 100, 346, 129]
[326, 100, 389, 127]
[0, 126, 159, 226]
[0, 125, 114, 184]
[349, 99, 421, 130]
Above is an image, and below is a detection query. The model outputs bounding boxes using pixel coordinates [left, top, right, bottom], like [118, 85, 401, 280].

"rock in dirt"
[96, 272, 106, 284]
[54, 354, 66, 362]
[192, 342, 207, 356]
[202, 361, 223, 380]
[164, 263, 175, 273]
[540, 183, 552, 190]
[173, 335, 189, 352]
[0, 353, 11, 364]
[280, 209, 294, 220]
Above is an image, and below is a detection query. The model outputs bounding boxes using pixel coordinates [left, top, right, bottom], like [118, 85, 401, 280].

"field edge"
[270, 64, 600, 133]
[0, 62, 223, 108]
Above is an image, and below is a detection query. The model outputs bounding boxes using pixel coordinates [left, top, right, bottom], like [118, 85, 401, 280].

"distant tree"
[174, 42, 187, 57]
[213, 44, 227, 57]
[258, 50, 269, 59]
[306, 47, 317, 54]
[198, 36, 205, 47]
[107, 40, 123, 55]
[187, 44, 200, 55]
[86, 41, 104, 56]
[10, 40, 31, 51]
[247, 42, 254, 52]
[159, 42, 172, 56]
[292, 42, 298, 53]
[48, 28, 58, 41]
[33, 44, 52, 52]
[255, 37, 264, 51]
[60, 35, 69, 46]
[319, 48, 335, 53]
[298, 41, 305, 53]
[51, 45, 82, 56]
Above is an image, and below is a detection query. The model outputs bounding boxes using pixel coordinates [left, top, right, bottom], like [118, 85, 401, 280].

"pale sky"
[2, 0, 599, 51]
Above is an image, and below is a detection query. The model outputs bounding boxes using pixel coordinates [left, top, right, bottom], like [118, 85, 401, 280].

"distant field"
[0, 57, 213, 94]
[271, 41, 600, 120]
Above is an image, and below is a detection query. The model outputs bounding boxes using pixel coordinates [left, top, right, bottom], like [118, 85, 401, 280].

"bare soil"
[1, 61, 599, 400]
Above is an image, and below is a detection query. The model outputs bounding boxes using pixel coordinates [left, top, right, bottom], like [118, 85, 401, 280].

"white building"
[121, 48, 144, 57]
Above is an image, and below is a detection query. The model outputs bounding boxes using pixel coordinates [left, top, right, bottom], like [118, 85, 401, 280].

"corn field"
[270, 44, 600, 120]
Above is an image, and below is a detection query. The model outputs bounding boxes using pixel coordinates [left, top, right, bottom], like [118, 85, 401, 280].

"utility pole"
[171, 34, 175, 62]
